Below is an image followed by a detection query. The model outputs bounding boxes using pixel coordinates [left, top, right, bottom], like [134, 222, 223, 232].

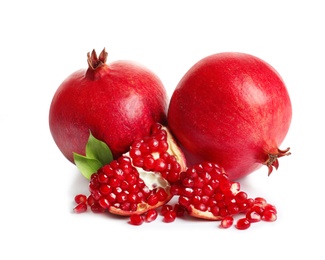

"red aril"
[168, 52, 292, 180]
[236, 218, 251, 230]
[73, 202, 87, 214]
[74, 194, 87, 204]
[129, 214, 144, 225]
[145, 209, 158, 222]
[163, 210, 177, 223]
[49, 48, 167, 163]
[220, 216, 234, 228]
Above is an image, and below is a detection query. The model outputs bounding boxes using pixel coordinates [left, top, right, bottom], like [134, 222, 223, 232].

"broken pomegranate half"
[88, 155, 172, 215]
[172, 162, 277, 229]
[73, 123, 186, 216]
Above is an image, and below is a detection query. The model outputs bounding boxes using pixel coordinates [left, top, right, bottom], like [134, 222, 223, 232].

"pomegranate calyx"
[265, 147, 291, 176]
[87, 48, 108, 70]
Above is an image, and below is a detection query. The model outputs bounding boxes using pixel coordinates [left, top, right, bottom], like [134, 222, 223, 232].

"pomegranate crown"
[265, 147, 291, 176]
[87, 48, 108, 70]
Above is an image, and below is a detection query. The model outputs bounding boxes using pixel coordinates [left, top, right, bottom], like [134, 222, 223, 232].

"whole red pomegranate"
[167, 52, 292, 180]
[49, 48, 167, 163]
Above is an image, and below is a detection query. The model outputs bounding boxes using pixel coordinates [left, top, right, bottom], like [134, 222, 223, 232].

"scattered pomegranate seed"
[174, 203, 186, 217]
[74, 194, 87, 204]
[73, 203, 87, 213]
[163, 210, 177, 223]
[129, 214, 144, 225]
[220, 216, 234, 228]
[160, 204, 173, 216]
[246, 210, 262, 223]
[236, 218, 251, 230]
[262, 209, 277, 222]
[145, 209, 158, 222]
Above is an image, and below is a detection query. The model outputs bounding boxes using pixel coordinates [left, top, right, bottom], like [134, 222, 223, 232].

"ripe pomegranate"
[168, 52, 292, 180]
[73, 123, 186, 216]
[49, 48, 167, 163]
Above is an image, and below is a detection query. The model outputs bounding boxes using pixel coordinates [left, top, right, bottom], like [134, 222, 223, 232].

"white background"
[1, 0, 324, 259]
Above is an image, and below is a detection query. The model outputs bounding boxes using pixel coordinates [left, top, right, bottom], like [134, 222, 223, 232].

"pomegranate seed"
[219, 179, 231, 192]
[129, 214, 144, 225]
[210, 205, 220, 216]
[91, 203, 106, 213]
[98, 197, 110, 209]
[154, 158, 167, 171]
[97, 172, 109, 183]
[163, 210, 176, 223]
[170, 184, 180, 195]
[156, 188, 168, 201]
[250, 204, 264, 215]
[236, 218, 251, 230]
[145, 209, 158, 222]
[227, 204, 239, 215]
[147, 194, 159, 206]
[73, 203, 87, 213]
[99, 184, 112, 195]
[246, 210, 262, 223]
[160, 204, 173, 215]
[74, 194, 87, 204]
[264, 203, 277, 214]
[87, 195, 96, 206]
[174, 204, 186, 217]
[144, 155, 155, 170]
[235, 191, 248, 203]
[220, 216, 234, 228]
[255, 197, 267, 205]
[262, 209, 277, 222]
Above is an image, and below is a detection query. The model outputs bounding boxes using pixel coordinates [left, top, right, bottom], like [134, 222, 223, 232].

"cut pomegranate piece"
[73, 123, 186, 216]
[172, 162, 278, 230]
[89, 155, 172, 216]
[175, 162, 243, 220]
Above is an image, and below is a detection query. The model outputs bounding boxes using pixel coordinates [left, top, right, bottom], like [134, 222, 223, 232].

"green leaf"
[73, 153, 103, 179]
[86, 132, 113, 165]
[73, 131, 113, 179]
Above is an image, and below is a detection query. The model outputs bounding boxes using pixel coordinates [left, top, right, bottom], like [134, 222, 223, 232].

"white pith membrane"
[120, 150, 172, 213]
[125, 150, 170, 187]
[134, 167, 171, 212]
[135, 165, 170, 191]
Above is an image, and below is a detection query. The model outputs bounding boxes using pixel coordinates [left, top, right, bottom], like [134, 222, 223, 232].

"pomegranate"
[167, 52, 292, 180]
[49, 48, 167, 163]
[171, 162, 278, 229]
[73, 123, 186, 216]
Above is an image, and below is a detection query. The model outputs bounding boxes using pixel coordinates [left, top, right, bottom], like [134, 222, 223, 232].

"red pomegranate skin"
[167, 52, 292, 180]
[49, 50, 167, 163]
